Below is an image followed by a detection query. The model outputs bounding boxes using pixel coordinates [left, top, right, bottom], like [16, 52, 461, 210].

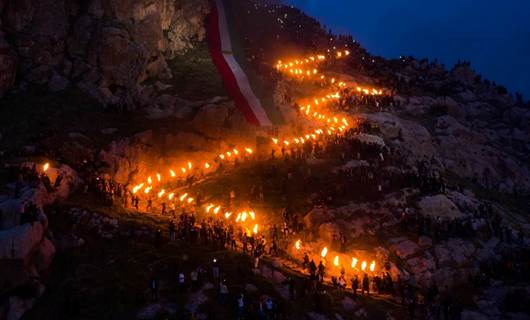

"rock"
[0, 222, 44, 261]
[365, 113, 435, 163]
[418, 236, 432, 248]
[418, 194, 462, 219]
[32, 237, 55, 272]
[137, 302, 177, 320]
[389, 238, 419, 259]
[461, 310, 489, 320]
[0, 34, 17, 97]
[6, 296, 35, 320]
[341, 297, 355, 311]
[48, 71, 68, 92]
[191, 103, 230, 138]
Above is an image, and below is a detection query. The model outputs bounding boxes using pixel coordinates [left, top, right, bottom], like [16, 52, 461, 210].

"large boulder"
[418, 194, 462, 219]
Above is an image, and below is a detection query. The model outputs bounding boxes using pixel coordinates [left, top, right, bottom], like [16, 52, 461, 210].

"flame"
[252, 224, 259, 234]
[144, 186, 152, 194]
[169, 169, 176, 178]
[168, 193, 175, 200]
[226, 151, 232, 158]
[181, 168, 187, 174]
[219, 154, 225, 160]
[225, 212, 232, 219]
[361, 261, 367, 271]
[249, 211, 255, 220]
[321, 247, 328, 258]
[147, 176, 152, 185]
[206, 204, 214, 213]
[241, 211, 248, 222]
[295, 239, 301, 250]
[187, 197, 194, 204]
[233, 149, 239, 155]
[132, 183, 144, 194]
[351, 257, 358, 269]
[333, 256, 339, 266]
[245, 148, 253, 154]
[204, 162, 211, 169]
[156, 173, 161, 182]
[213, 206, 221, 214]
[157, 189, 165, 198]
[272, 138, 278, 144]
[187, 162, 192, 170]
[43, 163, 50, 172]
[369, 261, 376, 272]
[236, 212, 242, 222]
[179, 193, 188, 201]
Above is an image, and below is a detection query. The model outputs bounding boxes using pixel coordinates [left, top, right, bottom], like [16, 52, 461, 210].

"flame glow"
[321, 247, 328, 258]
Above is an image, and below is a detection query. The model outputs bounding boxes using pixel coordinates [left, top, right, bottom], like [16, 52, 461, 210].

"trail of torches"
[297, 240, 376, 274]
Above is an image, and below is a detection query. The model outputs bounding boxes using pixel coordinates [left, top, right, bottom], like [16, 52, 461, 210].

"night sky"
[287, 0, 530, 98]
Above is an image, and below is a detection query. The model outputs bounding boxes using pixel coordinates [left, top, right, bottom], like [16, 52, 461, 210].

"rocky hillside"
[0, 0, 209, 108]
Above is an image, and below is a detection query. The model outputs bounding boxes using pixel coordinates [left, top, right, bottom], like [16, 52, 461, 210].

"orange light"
[351, 257, 358, 269]
[213, 206, 221, 214]
[206, 204, 214, 213]
[156, 173, 161, 182]
[169, 169, 176, 177]
[295, 239, 301, 250]
[157, 189, 165, 198]
[132, 183, 143, 194]
[168, 193, 175, 200]
[179, 193, 188, 201]
[333, 256, 339, 266]
[204, 162, 211, 169]
[43, 163, 50, 172]
[369, 261, 376, 272]
[253, 224, 259, 234]
[361, 261, 367, 271]
[144, 186, 152, 194]
[249, 211, 256, 220]
[147, 176, 152, 185]
[321, 247, 328, 258]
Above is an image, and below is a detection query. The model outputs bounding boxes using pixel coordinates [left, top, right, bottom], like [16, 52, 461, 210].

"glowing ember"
[369, 261, 376, 272]
[361, 261, 367, 271]
[295, 239, 301, 250]
[321, 247, 328, 258]
[333, 256, 339, 266]
[43, 163, 50, 172]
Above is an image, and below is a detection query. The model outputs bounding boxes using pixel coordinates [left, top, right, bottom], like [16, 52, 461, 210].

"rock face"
[0, 32, 17, 97]
[0, 0, 210, 107]
[0, 163, 79, 319]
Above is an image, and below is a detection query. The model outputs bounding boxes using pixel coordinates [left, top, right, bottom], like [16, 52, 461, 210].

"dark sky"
[287, 0, 530, 98]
